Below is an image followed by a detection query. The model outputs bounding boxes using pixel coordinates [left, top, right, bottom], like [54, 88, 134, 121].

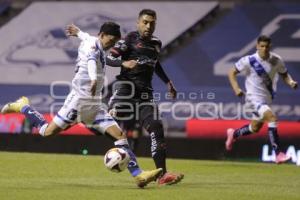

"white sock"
[114, 138, 129, 146]
[39, 123, 48, 136]
[268, 122, 277, 128]
[248, 124, 253, 132]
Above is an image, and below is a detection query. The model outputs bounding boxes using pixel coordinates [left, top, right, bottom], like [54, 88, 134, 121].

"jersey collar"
[95, 39, 103, 51]
[255, 51, 273, 62]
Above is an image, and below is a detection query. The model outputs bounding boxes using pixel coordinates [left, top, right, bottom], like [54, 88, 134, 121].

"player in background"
[1, 22, 162, 188]
[226, 35, 298, 164]
[68, 9, 184, 185]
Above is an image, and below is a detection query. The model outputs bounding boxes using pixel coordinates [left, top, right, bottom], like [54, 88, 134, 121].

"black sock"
[268, 122, 280, 155]
[233, 124, 253, 139]
[150, 132, 167, 174]
[21, 105, 46, 128]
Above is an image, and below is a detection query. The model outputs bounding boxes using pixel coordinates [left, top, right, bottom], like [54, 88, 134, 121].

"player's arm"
[155, 61, 177, 99]
[65, 23, 91, 41]
[87, 51, 98, 96]
[277, 58, 298, 89]
[279, 72, 298, 89]
[106, 38, 138, 69]
[228, 67, 244, 97]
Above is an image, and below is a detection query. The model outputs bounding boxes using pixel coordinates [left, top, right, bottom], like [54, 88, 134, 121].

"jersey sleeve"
[235, 56, 249, 72]
[155, 61, 170, 84]
[87, 59, 97, 80]
[106, 37, 129, 67]
[86, 45, 100, 80]
[87, 47, 98, 62]
[77, 31, 92, 41]
[276, 56, 288, 74]
[110, 38, 129, 57]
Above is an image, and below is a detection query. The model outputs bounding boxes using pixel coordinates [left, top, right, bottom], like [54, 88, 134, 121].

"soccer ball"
[104, 148, 130, 173]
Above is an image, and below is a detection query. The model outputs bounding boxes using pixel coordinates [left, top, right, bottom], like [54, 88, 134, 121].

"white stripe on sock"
[114, 138, 129, 146]
[268, 122, 277, 128]
[39, 123, 48, 136]
[248, 124, 253, 133]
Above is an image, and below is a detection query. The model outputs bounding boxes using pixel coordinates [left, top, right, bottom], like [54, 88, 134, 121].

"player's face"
[137, 14, 156, 38]
[256, 41, 271, 59]
[100, 34, 120, 50]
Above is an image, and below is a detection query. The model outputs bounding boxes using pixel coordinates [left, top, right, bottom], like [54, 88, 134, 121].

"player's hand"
[290, 80, 298, 89]
[122, 60, 138, 69]
[90, 80, 97, 96]
[108, 108, 117, 118]
[234, 88, 244, 97]
[167, 81, 177, 99]
[65, 23, 80, 37]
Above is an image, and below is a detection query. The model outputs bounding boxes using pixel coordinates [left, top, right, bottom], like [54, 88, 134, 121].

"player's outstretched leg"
[114, 138, 162, 188]
[264, 111, 291, 164]
[103, 125, 163, 188]
[144, 118, 184, 186]
[116, 139, 163, 188]
[1, 96, 49, 135]
[1, 96, 29, 114]
[225, 124, 254, 151]
[267, 122, 291, 164]
[225, 128, 236, 151]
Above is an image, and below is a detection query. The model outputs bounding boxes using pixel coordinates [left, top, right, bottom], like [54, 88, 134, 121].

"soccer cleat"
[135, 168, 163, 188]
[275, 152, 291, 164]
[1, 96, 29, 114]
[157, 172, 184, 186]
[225, 128, 236, 151]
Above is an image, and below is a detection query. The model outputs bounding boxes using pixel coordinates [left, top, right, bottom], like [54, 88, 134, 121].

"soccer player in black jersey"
[106, 9, 184, 185]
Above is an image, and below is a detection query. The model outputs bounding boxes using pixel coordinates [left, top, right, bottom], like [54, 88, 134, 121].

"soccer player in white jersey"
[1, 22, 162, 187]
[225, 35, 298, 164]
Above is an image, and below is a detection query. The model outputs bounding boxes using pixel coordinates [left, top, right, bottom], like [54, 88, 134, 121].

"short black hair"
[257, 35, 271, 44]
[99, 22, 121, 38]
[138, 9, 156, 19]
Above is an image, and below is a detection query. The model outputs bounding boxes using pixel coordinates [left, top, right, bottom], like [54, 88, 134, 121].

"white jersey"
[235, 52, 287, 104]
[52, 31, 119, 132]
[72, 32, 106, 97]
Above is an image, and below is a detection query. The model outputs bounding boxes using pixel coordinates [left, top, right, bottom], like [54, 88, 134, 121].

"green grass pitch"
[0, 151, 299, 200]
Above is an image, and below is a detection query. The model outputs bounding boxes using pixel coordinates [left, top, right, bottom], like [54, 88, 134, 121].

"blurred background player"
[226, 35, 298, 164]
[69, 9, 184, 185]
[1, 22, 162, 188]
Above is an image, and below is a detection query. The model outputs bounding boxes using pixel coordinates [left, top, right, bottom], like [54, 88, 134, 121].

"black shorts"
[108, 84, 159, 127]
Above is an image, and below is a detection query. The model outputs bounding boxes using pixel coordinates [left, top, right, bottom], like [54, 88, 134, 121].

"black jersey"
[107, 31, 169, 92]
